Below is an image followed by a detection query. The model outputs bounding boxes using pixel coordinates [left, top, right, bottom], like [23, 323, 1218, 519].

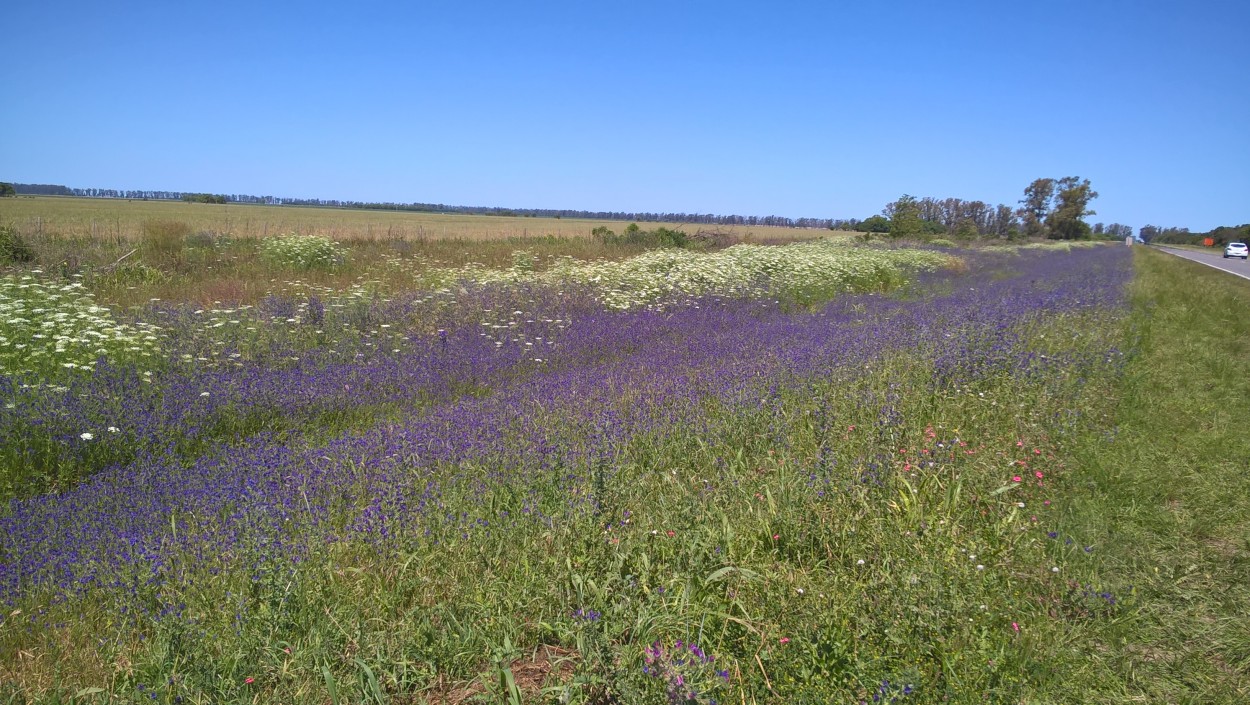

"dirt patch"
[420, 645, 579, 704]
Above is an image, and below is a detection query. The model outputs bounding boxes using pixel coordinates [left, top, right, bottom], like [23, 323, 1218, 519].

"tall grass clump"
[139, 219, 191, 268]
[259, 233, 346, 270]
[0, 225, 35, 264]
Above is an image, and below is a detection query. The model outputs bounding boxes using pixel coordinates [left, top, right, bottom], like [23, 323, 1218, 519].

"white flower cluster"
[258, 234, 346, 270]
[431, 239, 955, 309]
[0, 273, 162, 376]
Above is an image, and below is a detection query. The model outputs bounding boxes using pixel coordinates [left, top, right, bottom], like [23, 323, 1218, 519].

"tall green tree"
[885, 195, 924, 239]
[1046, 176, 1098, 240]
[0, 182, 16, 197]
[1016, 178, 1055, 238]
[859, 215, 890, 233]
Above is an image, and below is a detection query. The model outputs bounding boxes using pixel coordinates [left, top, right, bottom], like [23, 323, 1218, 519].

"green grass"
[1049, 248, 1250, 701]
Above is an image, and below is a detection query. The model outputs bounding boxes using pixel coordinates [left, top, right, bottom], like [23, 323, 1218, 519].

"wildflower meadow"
[1, 227, 1247, 704]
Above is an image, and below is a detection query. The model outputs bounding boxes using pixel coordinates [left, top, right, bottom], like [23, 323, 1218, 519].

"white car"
[1225, 242, 1248, 259]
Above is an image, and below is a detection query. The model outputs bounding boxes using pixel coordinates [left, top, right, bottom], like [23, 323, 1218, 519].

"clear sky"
[3, 1, 1247, 230]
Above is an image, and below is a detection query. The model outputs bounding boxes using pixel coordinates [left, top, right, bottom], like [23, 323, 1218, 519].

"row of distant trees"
[181, 193, 228, 204]
[1, 182, 836, 229]
[859, 177, 1124, 241]
[860, 178, 1248, 246]
[1139, 223, 1250, 247]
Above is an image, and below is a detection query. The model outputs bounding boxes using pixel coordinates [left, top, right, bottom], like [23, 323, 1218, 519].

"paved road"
[1152, 246, 1250, 282]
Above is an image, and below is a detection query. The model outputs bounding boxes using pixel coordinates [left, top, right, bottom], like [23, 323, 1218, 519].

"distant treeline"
[1139, 223, 1250, 247]
[860, 180, 1127, 242]
[5, 182, 840, 229]
[870, 184, 1244, 245]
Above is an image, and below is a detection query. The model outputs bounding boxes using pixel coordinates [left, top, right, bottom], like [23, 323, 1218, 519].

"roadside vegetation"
[0, 210, 1245, 704]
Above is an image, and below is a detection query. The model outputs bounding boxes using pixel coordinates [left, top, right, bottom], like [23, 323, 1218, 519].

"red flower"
[245, 677, 255, 685]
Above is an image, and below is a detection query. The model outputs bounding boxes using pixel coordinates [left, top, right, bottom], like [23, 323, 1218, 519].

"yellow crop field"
[0, 196, 839, 242]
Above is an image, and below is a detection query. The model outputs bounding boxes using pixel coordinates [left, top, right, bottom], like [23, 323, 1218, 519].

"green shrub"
[258, 234, 345, 270]
[510, 249, 536, 272]
[593, 223, 692, 249]
[652, 227, 689, 248]
[0, 226, 35, 264]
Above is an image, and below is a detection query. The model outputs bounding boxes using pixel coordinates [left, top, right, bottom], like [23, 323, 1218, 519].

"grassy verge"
[1052, 248, 1250, 701]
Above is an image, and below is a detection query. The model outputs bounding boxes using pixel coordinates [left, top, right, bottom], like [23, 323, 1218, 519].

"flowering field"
[1, 239, 1245, 703]
[426, 239, 955, 309]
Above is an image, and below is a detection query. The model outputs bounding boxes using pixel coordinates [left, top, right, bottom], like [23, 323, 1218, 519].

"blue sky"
[3, 1, 1247, 230]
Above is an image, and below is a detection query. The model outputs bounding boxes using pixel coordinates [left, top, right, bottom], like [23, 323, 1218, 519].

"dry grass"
[1, 196, 850, 308]
[0, 196, 840, 243]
